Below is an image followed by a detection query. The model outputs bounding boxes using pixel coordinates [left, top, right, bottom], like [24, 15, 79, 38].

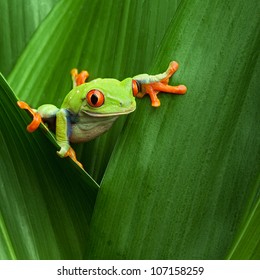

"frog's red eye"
[86, 89, 104, 107]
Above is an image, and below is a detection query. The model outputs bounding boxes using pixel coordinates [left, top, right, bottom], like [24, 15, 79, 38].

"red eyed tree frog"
[17, 61, 187, 169]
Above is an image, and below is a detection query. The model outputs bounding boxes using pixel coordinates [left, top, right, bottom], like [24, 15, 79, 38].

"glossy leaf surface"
[0, 74, 98, 259]
[8, 0, 181, 182]
[86, 0, 260, 259]
[0, 0, 59, 76]
[0, 0, 259, 260]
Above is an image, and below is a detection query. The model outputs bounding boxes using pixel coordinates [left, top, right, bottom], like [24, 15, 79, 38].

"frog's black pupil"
[91, 93, 98, 105]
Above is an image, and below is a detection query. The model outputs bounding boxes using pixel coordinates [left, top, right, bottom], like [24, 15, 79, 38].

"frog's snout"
[120, 99, 135, 107]
[118, 99, 136, 114]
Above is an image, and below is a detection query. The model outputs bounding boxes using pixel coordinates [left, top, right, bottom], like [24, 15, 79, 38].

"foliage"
[0, 0, 259, 259]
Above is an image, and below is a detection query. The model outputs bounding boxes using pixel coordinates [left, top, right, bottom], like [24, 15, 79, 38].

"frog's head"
[73, 78, 136, 117]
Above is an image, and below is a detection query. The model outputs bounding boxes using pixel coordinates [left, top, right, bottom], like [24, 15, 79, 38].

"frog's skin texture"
[18, 61, 187, 169]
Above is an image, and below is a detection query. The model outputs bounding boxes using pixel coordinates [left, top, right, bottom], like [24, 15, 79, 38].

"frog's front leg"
[133, 61, 187, 107]
[17, 101, 43, 132]
[56, 109, 83, 169]
[17, 101, 60, 132]
[18, 101, 83, 169]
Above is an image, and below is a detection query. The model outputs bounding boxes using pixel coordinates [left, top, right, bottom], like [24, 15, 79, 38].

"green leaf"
[8, 0, 181, 181]
[227, 175, 260, 259]
[0, 0, 59, 76]
[1, 0, 181, 260]
[1, 0, 259, 260]
[86, 0, 260, 259]
[0, 73, 98, 259]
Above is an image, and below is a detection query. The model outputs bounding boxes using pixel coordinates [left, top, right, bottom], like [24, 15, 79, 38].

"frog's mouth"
[83, 107, 136, 117]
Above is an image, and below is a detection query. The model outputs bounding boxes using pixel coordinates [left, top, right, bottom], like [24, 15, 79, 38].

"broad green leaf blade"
[228, 199, 260, 259]
[81, 0, 182, 182]
[0, 73, 98, 259]
[8, 0, 182, 182]
[0, 212, 16, 259]
[0, 0, 60, 76]
[227, 175, 260, 259]
[2, 0, 183, 259]
[86, 0, 260, 259]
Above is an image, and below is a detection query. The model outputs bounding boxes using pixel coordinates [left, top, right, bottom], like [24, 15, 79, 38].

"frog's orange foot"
[64, 147, 84, 169]
[142, 83, 187, 107]
[17, 101, 42, 132]
[134, 61, 187, 107]
[71, 68, 89, 87]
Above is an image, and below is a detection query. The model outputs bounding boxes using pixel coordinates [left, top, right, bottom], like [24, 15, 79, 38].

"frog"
[17, 61, 187, 169]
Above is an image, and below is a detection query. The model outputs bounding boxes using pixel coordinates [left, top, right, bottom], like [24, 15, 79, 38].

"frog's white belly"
[69, 112, 118, 143]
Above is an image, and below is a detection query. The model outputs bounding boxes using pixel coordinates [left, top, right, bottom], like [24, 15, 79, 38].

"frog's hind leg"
[71, 68, 89, 87]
